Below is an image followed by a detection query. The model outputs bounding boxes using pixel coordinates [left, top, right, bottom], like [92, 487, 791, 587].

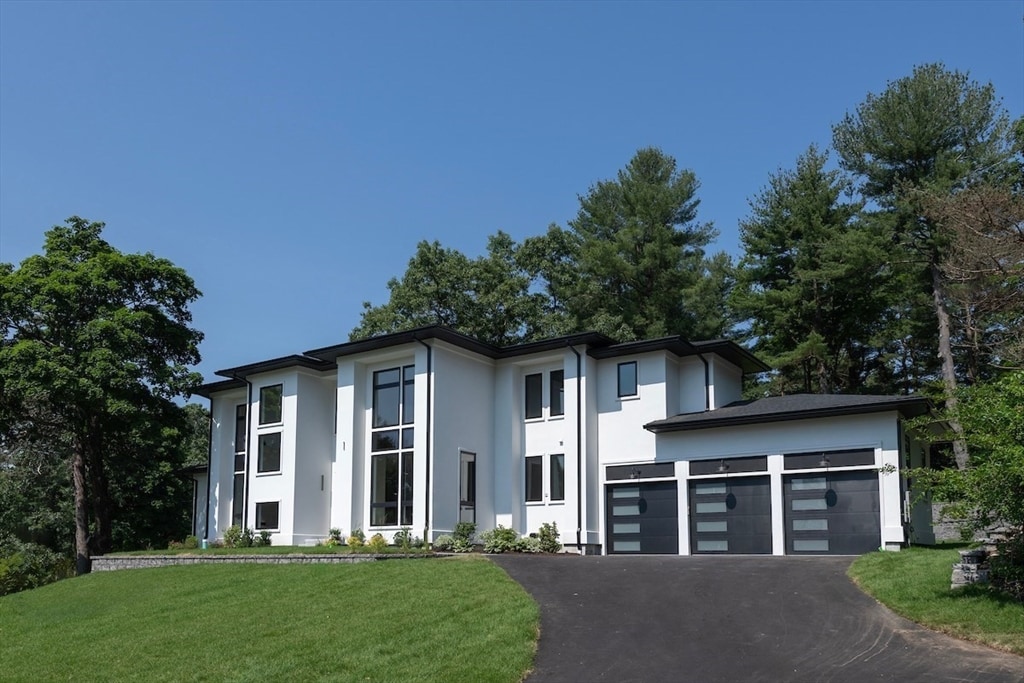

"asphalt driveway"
[491, 554, 1023, 682]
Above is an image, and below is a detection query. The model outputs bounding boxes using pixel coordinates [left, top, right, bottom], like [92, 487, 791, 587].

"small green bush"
[254, 530, 272, 547]
[183, 535, 199, 549]
[990, 531, 1024, 602]
[537, 522, 562, 553]
[453, 521, 476, 552]
[518, 536, 541, 553]
[328, 528, 344, 544]
[433, 534, 454, 551]
[0, 536, 73, 596]
[367, 533, 388, 553]
[480, 526, 520, 554]
[223, 525, 256, 548]
[347, 529, 366, 548]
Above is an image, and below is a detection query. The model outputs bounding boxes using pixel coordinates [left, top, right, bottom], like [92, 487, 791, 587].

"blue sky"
[2, 1, 1022, 382]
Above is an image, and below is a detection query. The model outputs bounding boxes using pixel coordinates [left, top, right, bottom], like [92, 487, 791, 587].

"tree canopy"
[0, 217, 204, 572]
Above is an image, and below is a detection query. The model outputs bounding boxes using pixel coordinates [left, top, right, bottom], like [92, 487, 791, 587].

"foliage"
[0, 535, 73, 596]
[255, 530, 272, 547]
[518, 536, 541, 553]
[833, 64, 1020, 465]
[909, 372, 1024, 537]
[480, 526, 521, 554]
[533, 147, 729, 341]
[166, 535, 198, 551]
[223, 525, 257, 549]
[392, 527, 421, 552]
[433, 534, 454, 552]
[347, 528, 366, 548]
[321, 527, 345, 547]
[990, 531, 1024, 603]
[0, 559, 539, 682]
[536, 522, 562, 553]
[452, 521, 476, 553]
[849, 546, 1024, 654]
[0, 217, 203, 572]
[367, 533, 388, 553]
[733, 146, 891, 395]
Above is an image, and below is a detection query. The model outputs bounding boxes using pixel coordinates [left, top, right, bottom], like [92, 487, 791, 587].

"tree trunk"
[71, 440, 91, 575]
[931, 262, 969, 468]
[87, 444, 114, 555]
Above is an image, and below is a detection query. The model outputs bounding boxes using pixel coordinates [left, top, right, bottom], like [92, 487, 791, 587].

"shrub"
[433, 534, 454, 552]
[223, 525, 256, 548]
[182, 535, 199, 549]
[453, 521, 476, 553]
[990, 531, 1024, 603]
[328, 528, 344, 544]
[480, 526, 520, 554]
[537, 522, 562, 553]
[518, 536, 541, 553]
[0, 536, 73, 597]
[254, 530, 272, 547]
[367, 533, 388, 553]
[347, 529, 366, 548]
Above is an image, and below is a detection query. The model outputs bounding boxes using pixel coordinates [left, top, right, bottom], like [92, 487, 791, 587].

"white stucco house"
[191, 325, 936, 555]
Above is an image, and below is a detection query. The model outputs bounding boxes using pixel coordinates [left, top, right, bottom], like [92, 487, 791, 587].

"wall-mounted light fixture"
[629, 467, 641, 480]
[717, 459, 730, 474]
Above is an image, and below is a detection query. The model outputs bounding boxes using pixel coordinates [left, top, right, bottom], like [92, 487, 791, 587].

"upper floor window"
[258, 432, 281, 473]
[525, 373, 543, 419]
[617, 361, 638, 398]
[259, 384, 283, 424]
[234, 404, 247, 455]
[525, 369, 564, 420]
[373, 366, 414, 427]
[550, 370, 564, 416]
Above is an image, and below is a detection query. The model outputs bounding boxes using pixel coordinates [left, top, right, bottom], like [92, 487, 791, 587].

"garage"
[688, 476, 772, 554]
[605, 481, 678, 554]
[784, 470, 880, 555]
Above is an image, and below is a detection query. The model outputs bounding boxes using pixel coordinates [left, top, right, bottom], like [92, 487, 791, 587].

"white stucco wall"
[206, 387, 246, 540]
[247, 372, 297, 544]
[597, 352, 668, 462]
[709, 358, 742, 408]
[431, 342, 496, 537]
[292, 372, 335, 544]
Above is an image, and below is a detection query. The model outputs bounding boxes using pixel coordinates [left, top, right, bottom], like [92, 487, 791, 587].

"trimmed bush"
[433, 534, 454, 552]
[480, 526, 520, 554]
[347, 529, 366, 548]
[367, 533, 388, 553]
[453, 522, 476, 553]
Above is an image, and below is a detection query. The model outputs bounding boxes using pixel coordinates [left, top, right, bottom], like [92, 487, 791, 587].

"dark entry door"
[606, 481, 678, 554]
[784, 470, 880, 554]
[688, 476, 772, 554]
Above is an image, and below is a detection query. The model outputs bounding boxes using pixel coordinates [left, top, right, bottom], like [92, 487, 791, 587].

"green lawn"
[849, 546, 1024, 655]
[0, 556, 538, 682]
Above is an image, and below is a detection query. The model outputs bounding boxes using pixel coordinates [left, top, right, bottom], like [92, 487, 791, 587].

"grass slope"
[0, 557, 538, 682]
[849, 546, 1024, 655]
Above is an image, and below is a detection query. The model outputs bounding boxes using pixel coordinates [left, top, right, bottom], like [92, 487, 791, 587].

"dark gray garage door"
[784, 470, 880, 555]
[688, 476, 772, 554]
[606, 481, 678, 554]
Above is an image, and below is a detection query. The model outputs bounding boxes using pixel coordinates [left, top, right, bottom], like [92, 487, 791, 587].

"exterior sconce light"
[629, 467, 641, 480]
[717, 459, 730, 474]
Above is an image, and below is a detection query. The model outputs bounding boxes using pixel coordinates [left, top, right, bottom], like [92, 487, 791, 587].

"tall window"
[232, 404, 246, 527]
[550, 370, 564, 417]
[617, 361, 638, 397]
[525, 456, 543, 502]
[525, 373, 543, 419]
[259, 384, 283, 424]
[550, 454, 565, 501]
[370, 365, 415, 526]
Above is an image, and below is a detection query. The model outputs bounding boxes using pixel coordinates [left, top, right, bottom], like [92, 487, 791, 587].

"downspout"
[413, 337, 433, 544]
[228, 373, 254, 530]
[696, 354, 710, 411]
[568, 344, 583, 553]
[203, 404, 213, 541]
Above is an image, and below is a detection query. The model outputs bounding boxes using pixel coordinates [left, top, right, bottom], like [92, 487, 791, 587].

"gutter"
[203, 405, 213, 540]
[412, 337, 433, 544]
[568, 343, 583, 553]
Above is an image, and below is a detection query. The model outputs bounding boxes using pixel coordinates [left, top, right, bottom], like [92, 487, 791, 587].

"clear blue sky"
[2, 1, 1021, 382]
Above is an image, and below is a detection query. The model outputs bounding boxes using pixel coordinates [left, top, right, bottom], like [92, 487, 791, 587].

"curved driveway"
[492, 555, 1023, 682]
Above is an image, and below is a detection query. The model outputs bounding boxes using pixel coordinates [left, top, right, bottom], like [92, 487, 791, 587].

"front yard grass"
[0, 556, 538, 682]
[849, 545, 1024, 655]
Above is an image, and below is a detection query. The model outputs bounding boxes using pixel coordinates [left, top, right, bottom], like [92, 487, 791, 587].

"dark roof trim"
[305, 325, 615, 362]
[214, 354, 336, 381]
[180, 463, 208, 475]
[589, 336, 768, 374]
[192, 378, 246, 398]
[690, 340, 770, 374]
[645, 395, 933, 433]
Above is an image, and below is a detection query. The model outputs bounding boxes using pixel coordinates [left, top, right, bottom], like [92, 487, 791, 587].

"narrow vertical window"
[234, 404, 247, 454]
[550, 370, 564, 417]
[525, 456, 543, 502]
[617, 361, 638, 398]
[525, 373, 543, 419]
[259, 384, 283, 424]
[550, 454, 565, 501]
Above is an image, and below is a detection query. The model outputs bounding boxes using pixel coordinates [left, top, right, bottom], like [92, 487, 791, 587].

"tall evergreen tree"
[733, 146, 887, 394]
[833, 63, 1019, 467]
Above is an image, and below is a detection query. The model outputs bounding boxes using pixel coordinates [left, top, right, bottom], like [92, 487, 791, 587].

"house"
[191, 325, 936, 555]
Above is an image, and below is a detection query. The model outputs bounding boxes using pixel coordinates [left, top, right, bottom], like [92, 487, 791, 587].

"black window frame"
[259, 384, 283, 425]
[550, 370, 564, 417]
[370, 365, 415, 527]
[617, 361, 638, 398]
[525, 456, 543, 502]
[255, 501, 279, 530]
[525, 373, 543, 419]
[257, 432, 282, 473]
[550, 453, 565, 501]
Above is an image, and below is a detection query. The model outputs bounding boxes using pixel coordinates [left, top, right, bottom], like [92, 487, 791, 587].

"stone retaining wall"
[92, 554, 431, 571]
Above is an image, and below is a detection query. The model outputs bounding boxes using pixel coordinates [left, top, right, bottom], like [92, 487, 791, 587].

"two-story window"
[257, 384, 283, 474]
[232, 404, 246, 527]
[370, 365, 415, 527]
[525, 454, 565, 503]
[524, 369, 564, 419]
